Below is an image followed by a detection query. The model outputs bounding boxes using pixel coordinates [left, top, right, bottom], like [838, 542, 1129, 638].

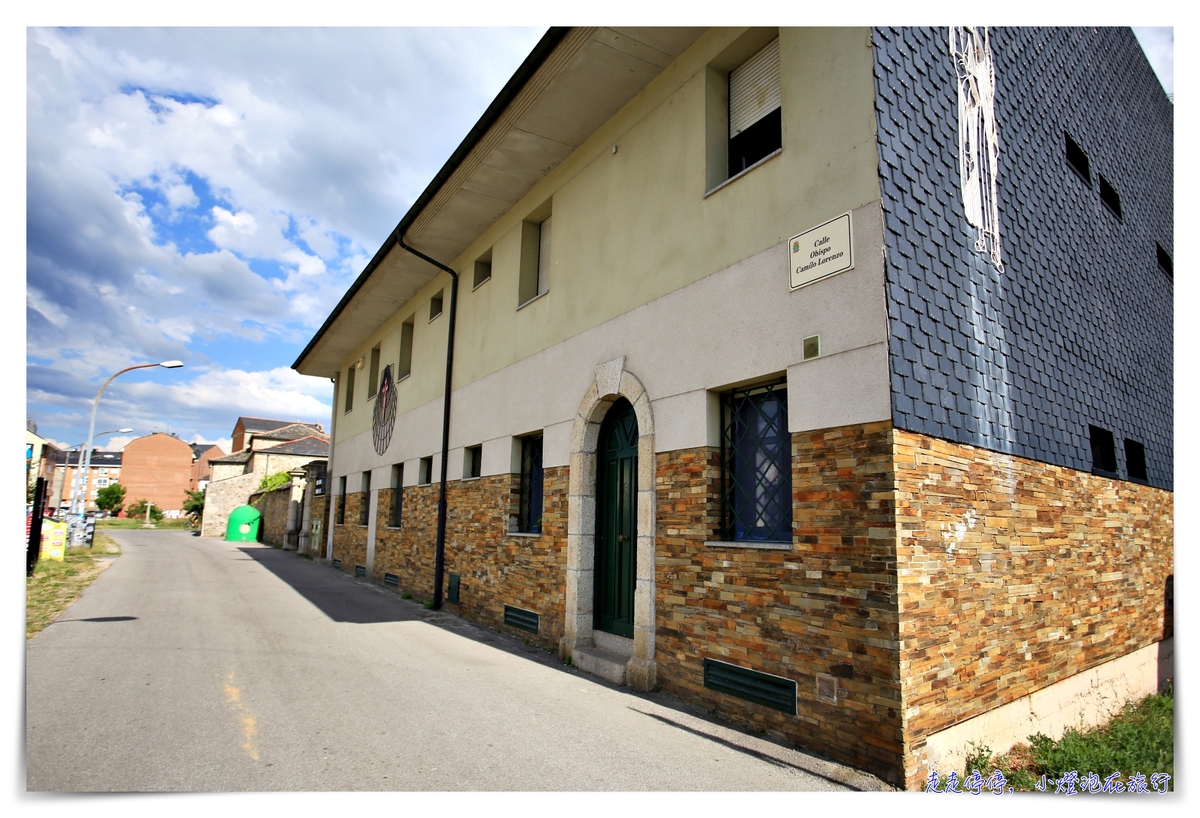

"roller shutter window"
[728, 37, 781, 178]
[537, 216, 552, 297]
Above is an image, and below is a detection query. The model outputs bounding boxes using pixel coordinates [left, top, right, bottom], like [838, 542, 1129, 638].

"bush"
[258, 471, 291, 492]
[126, 498, 164, 522]
[95, 483, 127, 515]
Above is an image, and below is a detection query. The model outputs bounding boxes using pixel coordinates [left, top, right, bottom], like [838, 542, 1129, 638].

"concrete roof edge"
[291, 27, 572, 376]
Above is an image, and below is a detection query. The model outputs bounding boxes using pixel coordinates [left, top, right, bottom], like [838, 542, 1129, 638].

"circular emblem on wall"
[372, 363, 397, 455]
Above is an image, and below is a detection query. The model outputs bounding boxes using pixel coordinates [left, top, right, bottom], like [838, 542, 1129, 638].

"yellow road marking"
[223, 671, 260, 761]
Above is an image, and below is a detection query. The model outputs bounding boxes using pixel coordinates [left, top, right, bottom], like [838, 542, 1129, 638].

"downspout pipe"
[397, 234, 458, 611]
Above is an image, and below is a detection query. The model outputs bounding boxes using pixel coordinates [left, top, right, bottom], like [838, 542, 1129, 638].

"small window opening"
[465, 445, 482, 479]
[721, 380, 791, 541]
[1156, 244, 1173, 279]
[518, 435, 544, 534]
[429, 290, 444, 321]
[343, 366, 355, 413]
[1064, 132, 1091, 186]
[419, 456, 433, 486]
[390, 464, 403, 527]
[474, 250, 492, 289]
[1124, 439, 1148, 482]
[728, 37, 781, 178]
[367, 344, 381, 398]
[397, 316, 414, 379]
[336, 476, 347, 524]
[1088, 425, 1118, 477]
[1099, 175, 1122, 220]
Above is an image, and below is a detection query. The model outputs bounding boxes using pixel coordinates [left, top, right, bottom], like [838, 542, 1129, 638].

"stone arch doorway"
[563, 357, 656, 691]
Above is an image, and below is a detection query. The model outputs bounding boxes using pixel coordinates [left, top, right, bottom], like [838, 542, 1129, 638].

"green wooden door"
[595, 398, 638, 638]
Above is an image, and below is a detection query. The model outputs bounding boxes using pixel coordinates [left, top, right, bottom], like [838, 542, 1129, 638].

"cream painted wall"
[330, 27, 883, 448]
[329, 200, 891, 481]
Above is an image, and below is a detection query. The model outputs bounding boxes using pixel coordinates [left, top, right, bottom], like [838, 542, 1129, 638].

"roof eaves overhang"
[293, 27, 706, 378]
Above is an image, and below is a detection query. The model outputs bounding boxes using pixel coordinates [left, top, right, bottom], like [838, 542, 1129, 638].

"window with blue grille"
[518, 435, 544, 534]
[721, 381, 791, 542]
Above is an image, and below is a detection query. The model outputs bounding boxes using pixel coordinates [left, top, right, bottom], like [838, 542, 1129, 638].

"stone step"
[572, 646, 627, 685]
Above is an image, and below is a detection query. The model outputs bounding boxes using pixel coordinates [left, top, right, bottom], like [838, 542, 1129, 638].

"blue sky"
[24, 24, 1174, 456]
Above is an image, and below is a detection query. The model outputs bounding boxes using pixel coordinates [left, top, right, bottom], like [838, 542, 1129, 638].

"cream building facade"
[295, 28, 1172, 788]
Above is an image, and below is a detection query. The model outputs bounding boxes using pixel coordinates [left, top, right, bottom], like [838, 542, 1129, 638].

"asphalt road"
[26, 530, 887, 792]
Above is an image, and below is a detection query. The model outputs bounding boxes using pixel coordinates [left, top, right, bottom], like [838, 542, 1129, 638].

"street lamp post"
[65, 428, 133, 518]
[71, 361, 183, 536]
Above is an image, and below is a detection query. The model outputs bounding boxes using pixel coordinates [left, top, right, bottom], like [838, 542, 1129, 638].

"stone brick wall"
[331, 492, 369, 573]
[893, 429, 1174, 789]
[201, 472, 260, 538]
[654, 425, 904, 786]
[370, 467, 568, 651]
[250, 486, 291, 547]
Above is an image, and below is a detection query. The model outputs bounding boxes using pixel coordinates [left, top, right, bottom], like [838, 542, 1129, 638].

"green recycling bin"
[225, 505, 262, 542]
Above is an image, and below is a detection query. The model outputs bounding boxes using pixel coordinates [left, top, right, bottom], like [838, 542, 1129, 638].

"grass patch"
[27, 535, 121, 639]
[962, 685, 1174, 792]
[96, 518, 193, 529]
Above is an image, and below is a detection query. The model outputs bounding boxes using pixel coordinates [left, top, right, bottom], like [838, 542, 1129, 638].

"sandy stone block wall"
[331, 491, 369, 573]
[201, 472, 260, 538]
[372, 469, 568, 650]
[250, 486, 291, 546]
[893, 429, 1174, 789]
[654, 426, 904, 787]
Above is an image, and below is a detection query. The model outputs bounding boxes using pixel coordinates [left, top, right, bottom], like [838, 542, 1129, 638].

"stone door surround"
[563, 356, 657, 690]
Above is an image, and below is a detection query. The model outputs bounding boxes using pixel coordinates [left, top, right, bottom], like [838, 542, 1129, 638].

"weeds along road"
[26, 530, 885, 792]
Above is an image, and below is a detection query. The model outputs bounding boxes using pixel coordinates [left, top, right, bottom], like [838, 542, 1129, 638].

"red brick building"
[119, 433, 196, 517]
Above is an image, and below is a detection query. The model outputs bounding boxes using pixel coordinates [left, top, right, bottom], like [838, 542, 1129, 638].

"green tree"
[258, 471, 291, 492]
[183, 488, 206, 524]
[126, 498, 164, 522]
[95, 482, 127, 515]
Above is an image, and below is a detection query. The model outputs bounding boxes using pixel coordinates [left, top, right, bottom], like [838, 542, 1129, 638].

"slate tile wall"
[872, 27, 1173, 489]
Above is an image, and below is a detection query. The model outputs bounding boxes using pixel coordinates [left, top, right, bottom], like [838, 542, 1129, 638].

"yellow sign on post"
[41, 520, 67, 561]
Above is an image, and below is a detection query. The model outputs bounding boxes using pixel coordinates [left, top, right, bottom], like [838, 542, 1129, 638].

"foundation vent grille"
[332, 558, 342, 569]
[384, 572, 399, 587]
[504, 605, 539, 634]
[703, 658, 797, 714]
[355, 564, 366, 577]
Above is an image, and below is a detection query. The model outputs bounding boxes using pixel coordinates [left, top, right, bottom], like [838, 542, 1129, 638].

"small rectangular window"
[337, 476, 347, 524]
[367, 345, 381, 398]
[1124, 439, 1148, 482]
[518, 435, 544, 533]
[473, 249, 492, 289]
[1064, 132, 1091, 186]
[465, 445, 482, 479]
[419, 456, 433, 486]
[721, 380, 791, 542]
[728, 37, 781, 178]
[1089, 425, 1118, 477]
[344, 367, 355, 413]
[1157, 244, 1173, 279]
[390, 464, 403, 527]
[430, 290, 444, 321]
[313, 463, 326, 496]
[397, 316, 414, 379]
[518, 208, 551, 307]
[359, 472, 371, 525]
[1099, 175, 1122, 220]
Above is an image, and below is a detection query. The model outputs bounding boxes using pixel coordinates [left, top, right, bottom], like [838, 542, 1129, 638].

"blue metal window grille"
[519, 435, 544, 533]
[721, 381, 791, 542]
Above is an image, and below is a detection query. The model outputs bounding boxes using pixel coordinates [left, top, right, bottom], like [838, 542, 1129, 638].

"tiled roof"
[259, 436, 330, 457]
[54, 450, 122, 467]
[208, 450, 253, 465]
[253, 423, 326, 442]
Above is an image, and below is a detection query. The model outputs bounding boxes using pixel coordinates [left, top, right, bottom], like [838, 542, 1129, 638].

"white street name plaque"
[789, 212, 853, 289]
